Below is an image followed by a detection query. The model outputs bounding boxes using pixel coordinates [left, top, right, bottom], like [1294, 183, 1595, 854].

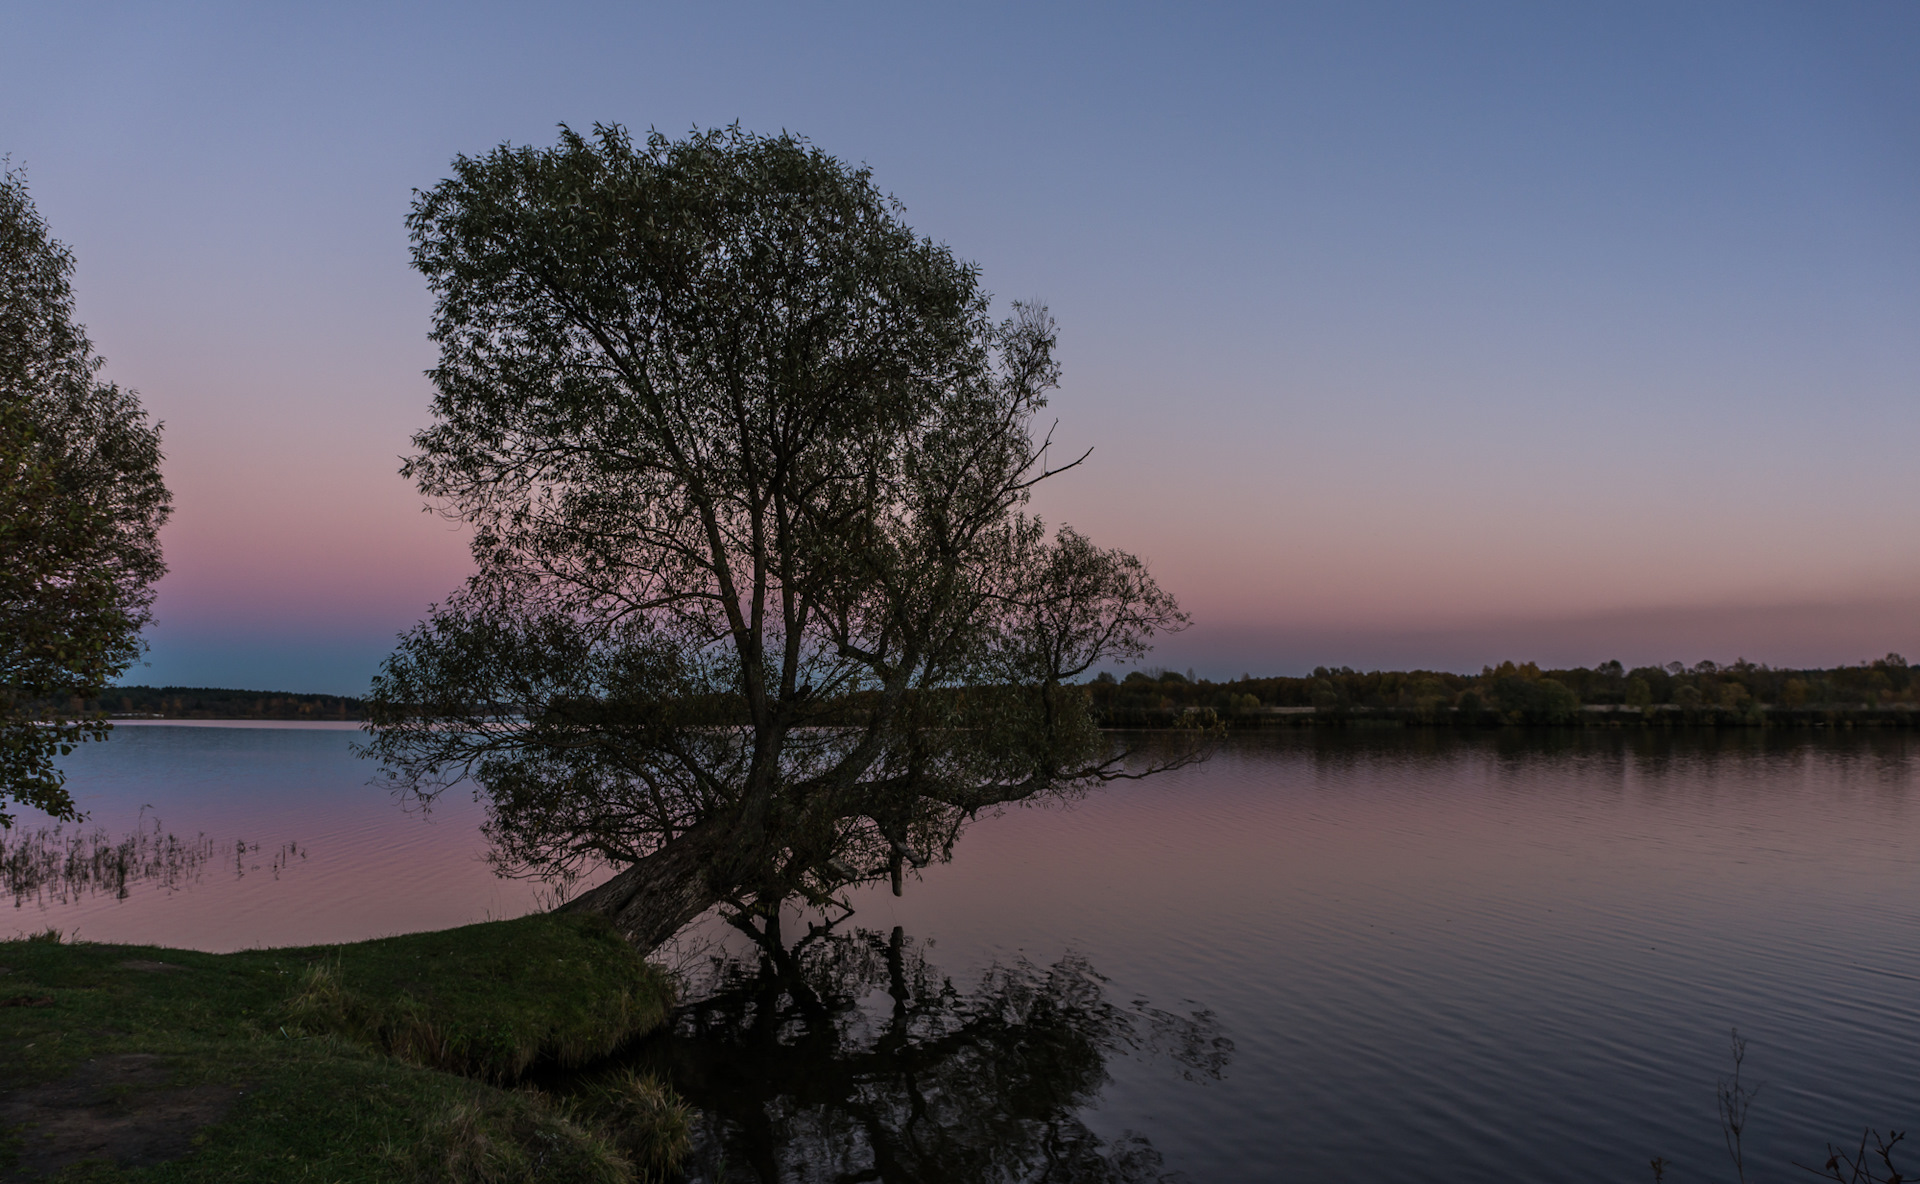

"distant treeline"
[79, 686, 368, 721]
[1091, 656, 1919, 728]
[33, 660, 1920, 728]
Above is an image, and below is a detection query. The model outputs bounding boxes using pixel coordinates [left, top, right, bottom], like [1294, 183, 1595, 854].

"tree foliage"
[1091, 654, 1920, 727]
[364, 126, 1194, 948]
[0, 169, 170, 825]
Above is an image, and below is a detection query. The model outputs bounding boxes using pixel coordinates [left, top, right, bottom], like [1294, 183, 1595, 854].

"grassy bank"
[0, 913, 685, 1182]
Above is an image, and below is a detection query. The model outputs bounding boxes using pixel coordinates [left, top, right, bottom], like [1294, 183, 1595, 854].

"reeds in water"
[0, 815, 300, 907]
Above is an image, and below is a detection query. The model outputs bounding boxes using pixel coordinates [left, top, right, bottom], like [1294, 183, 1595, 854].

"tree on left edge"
[0, 168, 171, 826]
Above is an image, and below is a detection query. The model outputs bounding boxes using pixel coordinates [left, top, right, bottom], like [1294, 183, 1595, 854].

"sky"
[3, 1, 1917, 693]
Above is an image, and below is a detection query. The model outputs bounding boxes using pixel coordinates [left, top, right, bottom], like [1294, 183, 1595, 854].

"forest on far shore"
[50, 656, 1920, 727]
[1091, 655, 1917, 727]
[83, 686, 368, 720]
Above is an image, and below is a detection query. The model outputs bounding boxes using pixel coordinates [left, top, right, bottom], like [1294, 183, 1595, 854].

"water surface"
[10, 722, 545, 948]
[20, 724, 1920, 1181]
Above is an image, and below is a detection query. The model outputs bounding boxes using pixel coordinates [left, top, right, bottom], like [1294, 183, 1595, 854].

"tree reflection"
[630, 925, 1230, 1184]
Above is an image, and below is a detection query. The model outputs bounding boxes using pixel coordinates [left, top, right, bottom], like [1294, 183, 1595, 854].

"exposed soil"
[0, 1054, 239, 1181]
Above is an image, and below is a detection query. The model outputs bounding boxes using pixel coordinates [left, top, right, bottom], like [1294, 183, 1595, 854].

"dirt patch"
[117, 960, 182, 973]
[0, 1054, 239, 1181]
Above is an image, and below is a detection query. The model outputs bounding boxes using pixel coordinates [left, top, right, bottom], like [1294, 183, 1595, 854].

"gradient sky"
[4, 2, 1917, 693]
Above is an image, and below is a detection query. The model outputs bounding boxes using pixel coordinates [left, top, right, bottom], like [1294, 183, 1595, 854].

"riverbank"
[0, 913, 683, 1182]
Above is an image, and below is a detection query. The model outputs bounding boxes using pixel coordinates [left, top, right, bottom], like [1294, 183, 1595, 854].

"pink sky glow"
[6, 3, 1914, 692]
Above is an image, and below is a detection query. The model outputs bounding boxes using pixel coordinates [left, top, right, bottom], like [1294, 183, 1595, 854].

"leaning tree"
[0, 168, 171, 826]
[364, 125, 1198, 950]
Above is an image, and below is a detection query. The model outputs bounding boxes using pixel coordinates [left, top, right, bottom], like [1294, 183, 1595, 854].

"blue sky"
[4, 2, 1917, 692]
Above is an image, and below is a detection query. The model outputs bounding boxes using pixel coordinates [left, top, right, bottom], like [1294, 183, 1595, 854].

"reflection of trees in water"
[1195, 727, 1920, 795]
[636, 926, 1231, 1184]
[2, 816, 303, 907]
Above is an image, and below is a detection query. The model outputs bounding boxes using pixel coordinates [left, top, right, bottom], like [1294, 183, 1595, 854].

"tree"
[363, 125, 1196, 951]
[0, 169, 171, 826]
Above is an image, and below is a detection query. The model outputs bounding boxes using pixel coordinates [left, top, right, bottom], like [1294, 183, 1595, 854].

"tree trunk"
[556, 825, 732, 951]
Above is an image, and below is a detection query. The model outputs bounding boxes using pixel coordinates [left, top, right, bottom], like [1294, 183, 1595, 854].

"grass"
[0, 913, 688, 1182]
[278, 913, 672, 1082]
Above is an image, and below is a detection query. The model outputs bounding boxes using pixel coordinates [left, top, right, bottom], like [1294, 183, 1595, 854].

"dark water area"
[22, 724, 1920, 1181]
[610, 924, 1232, 1184]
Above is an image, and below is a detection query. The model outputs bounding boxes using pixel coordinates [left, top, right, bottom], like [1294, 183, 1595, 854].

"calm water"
[7, 722, 549, 948]
[14, 723, 1920, 1181]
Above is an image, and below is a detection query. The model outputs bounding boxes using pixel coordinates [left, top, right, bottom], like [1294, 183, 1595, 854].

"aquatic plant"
[1720, 1028, 1760, 1183]
[3, 815, 214, 906]
[1798, 1129, 1908, 1183]
[0, 812, 305, 911]
[1648, 1031, 1910, 1184]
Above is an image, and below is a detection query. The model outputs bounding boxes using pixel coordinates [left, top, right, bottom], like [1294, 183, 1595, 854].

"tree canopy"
[363, 125, 1195, 948]
[1089, 655, 1920, 727]
[0, 169, 171, 826]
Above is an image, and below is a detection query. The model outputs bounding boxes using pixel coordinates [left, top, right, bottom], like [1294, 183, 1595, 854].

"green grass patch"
[281, 913, 673, 1082]
[0, 913, 687, 1182]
